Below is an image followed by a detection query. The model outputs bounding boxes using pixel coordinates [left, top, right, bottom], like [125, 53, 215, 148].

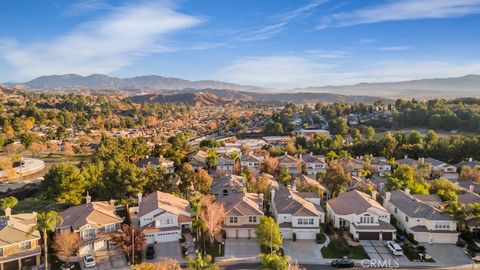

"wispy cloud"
[239, 0, 328, 41]
[1, 1, 201, 80]
[64, 0, 111, 16]
[359, 38, 376, 44]
[318, 0, 480, 29]
[378, 46, 411, 51]
[305, 49, 350, 58]
[215, 54, 480, 88]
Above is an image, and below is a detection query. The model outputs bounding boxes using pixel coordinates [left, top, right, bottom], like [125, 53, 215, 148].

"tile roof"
[388, 190, 453, 221]
[60, 202, 123, 230]
[327, 190, 386, 215]
[138, 191, 191, 218]
[218, 193, 263, 217]
[273, 189, 324, 217]
[0, 213, 40, 247]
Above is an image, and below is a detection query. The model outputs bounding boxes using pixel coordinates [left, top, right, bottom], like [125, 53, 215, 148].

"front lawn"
[321, 231, 369, 259]
[402, 243, 435, 262]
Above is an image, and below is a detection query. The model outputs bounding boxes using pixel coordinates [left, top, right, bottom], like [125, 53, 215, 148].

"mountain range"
[4, 73, 480, 100]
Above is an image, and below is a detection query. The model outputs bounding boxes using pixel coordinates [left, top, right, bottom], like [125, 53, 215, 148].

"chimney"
[404, 155, 408, 159]
[404, 188, 410, 195]
[4, 207, 11, 217]
[372, 191, 377, 201]
[137, 193, 143, 205]
[385, 192, 391, 203]
[469, 157, 473, 162]
[109, 199, 115, 206]
[284, 151, 288, 156]
[270, 188, 276, 204]
[299, 154, 302, 160]
[85, 192, 91, 204]
[310, 152, 313, 156]
[470, 185, 475, 192]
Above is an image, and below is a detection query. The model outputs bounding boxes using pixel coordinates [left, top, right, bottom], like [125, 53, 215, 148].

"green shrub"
[316, 233, 326, 244]
[292, 232, 297, 241]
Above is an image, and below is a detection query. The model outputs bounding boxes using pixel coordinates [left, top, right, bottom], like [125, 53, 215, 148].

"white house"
[241, 153, 263, 174]
[384, 190, 459, 244]
[270, 189, 325, 240]
[137, 191, 192, 244]
[327, 190, 396, 240]
[301, 153, 328, 176]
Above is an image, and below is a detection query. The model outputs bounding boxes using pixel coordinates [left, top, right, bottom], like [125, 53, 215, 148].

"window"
[0, 248, 3, 257]
[249, 216, 257, 223]
[435, 222, 450, 229]
[394, 208, 398, 213]
[230, 217, 238, 223]
[18, 241, 32, 250]
[105, 224, 116, 232]
[298, 218, 314, 225]
[360, 216, 374, 224]
[82, 229, 96, 239]
[405, 216, 409, 222]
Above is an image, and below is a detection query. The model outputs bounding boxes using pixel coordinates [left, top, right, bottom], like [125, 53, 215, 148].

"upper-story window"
[435, 221, 450, 229]
[405, 216, 409, 222]
[248, 216, 257, 223]
[360, 216, 374, 224]
[82, 229, 96, 239]
[298, 218, 314, 225]
[230, 217, 238, 223]
[0, 248, 3, 257]
[105, 224, 116, 233]
[18, 241, 32, 250]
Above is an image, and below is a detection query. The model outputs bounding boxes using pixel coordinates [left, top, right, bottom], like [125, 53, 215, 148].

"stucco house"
[137, 155, 175, 174]
[0, 211, 41, 270]
[210, 174, 245, 197]
[188, 150, 208, 170]
[327, 190, 396, 240]
[278, 153, 301, 175]
[219, 193, 264, 239]
[240, 153, 263, 174]
[301, 153, 328, 176]
[216, 152, 237, 173]
[136, 191, 192, 244]
[270, 189, 325, 240]
[369, 157, 392, 177]
[384, 190, 459, 244]
[57, 196, 123, 255]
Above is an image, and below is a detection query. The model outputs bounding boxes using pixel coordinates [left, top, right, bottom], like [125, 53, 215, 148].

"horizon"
[1, 0, 480, 89]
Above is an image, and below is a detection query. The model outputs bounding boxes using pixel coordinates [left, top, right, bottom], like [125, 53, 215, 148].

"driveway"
[360, 240, 412, 265]
[144, 242, 185, 263]
[224, 238, 260, 258]
[80, 247, 128, 270]
[423, 244, 471, 267]
[282, 240, 322, 263]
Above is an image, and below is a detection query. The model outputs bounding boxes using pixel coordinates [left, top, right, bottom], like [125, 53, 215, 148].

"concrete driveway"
[282, 240, 322, 263]
[424, 244, 471, 267]
[224, 238, 260, 258]
[144, 242, 185, 263]
[79, 248, 128, 270]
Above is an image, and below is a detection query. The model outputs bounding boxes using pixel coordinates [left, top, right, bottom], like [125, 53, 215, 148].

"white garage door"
[281, 229, 292, 239]
[155, 231, 180, 242]
[294, 230, 316, 240]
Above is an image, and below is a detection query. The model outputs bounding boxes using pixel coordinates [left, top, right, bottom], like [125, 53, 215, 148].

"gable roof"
[139, 191, 191, 217]
[241, 153, 263, 163]
[327, 190, 386, 215]
[60, 201, 123, 230]
[278, 154, 300, 164]
[273, 189, 324, 217]
[219, 193, 263, 217]
[0, 213, 40, 247]
[388, 190, 453, 221]
[301, 154, 326, 164]
[296, 174, 327, 191]
[211, 174, 245, 191]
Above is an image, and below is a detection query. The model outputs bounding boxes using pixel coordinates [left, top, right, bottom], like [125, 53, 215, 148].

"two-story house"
[294, 174, 329, 200]
[137, 191, 192, 244]
[327, 190, 396, 240]
[240, 153, 263, 175]
[424, 158, 458, 179]
[57, 197, 123, 255]
[210, 174, 245, 197]
[270, 189, 325, 240]
[219, 193, 264, 239]
[301, 153, 328, 176]
[0, 211, 41, 270]
[369, 157, 392, 177]
[188, 150, 208, 170]
[137, 155, 175, 174]
[278, 153, 301, 175]
[384, 190, 459, 244]
[216, 152, 237, 173]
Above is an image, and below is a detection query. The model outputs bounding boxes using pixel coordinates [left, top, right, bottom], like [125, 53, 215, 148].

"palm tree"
[0, 196, 18, 214]
[36, 211, 63, 270]
[230, 151, 240, 174]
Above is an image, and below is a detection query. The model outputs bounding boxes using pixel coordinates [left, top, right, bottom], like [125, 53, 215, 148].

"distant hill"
[5, 73, 480, 99]
[127, 89, 391, 106]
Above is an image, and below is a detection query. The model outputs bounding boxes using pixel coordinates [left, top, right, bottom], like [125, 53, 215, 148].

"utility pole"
[270, 222, 273, 254]
[131, 228, 135, 265]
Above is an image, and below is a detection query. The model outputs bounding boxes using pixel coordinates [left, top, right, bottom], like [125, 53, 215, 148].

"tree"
[102, 157, 144, 200]
[381, 131, 397, 158]
[278, 168, 292, 186]
[263, 155, 279, 174]
[328, 117, 348, 135]
[111, 224, 146, 264]
[19, 132, 37, 150]
[364, 126, 376, 141]
[0, 196, 18, 213]
[186, 253, 218, 270]
[230, 151, 241, 174]
[199, 195, 225, 244]
[53, 231, 79, 266]
[36, 211, 63, 270]
[193, 169, 213, 194]
[407, 131, 423, 145]
[256, 216, 282, 253]
[322, 163, 351, 197]
[260, 253, 290, 270]
[135, 259, 182, 270]
[206, 149, 219, 168]
[41, 163, 86, 205]
[350, 128, 362, 143]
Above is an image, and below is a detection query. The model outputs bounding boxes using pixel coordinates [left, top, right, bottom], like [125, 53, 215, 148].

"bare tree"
[111, 224, 146, 263]
[52, 231, 79, 265]
[262, 155, 278, 174]
[288, 260, 306, 270]
[199, 195, 225, 244]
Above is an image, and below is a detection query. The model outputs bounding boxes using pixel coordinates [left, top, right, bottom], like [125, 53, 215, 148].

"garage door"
[4, 260, 18, 270]
[281, 229, 292, 239]
[155, 231, 179, 242]
[295, 231, 316, 240]
[382, 232, 393, 240]
[358, 231, 379, 240]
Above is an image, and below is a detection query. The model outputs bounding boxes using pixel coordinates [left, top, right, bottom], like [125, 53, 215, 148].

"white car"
[83, 254, 96, 268]
[386, 241, 403, 256]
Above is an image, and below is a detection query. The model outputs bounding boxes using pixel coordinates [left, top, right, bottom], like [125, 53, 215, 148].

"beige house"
[301, 153, 328, 176]
[271, 189, 325, 240]
[136, 191, 192, 244]
[384, 190, 459, 244]
[327, 190, 396, 240]
[219, 193, 264, 239]
[188, 150, 208, 170]
[137, 155, 175, 174]
[210, 174, 245, 197]
[216, 152, 236, 173]
[0, 211, 41, 270]
[57, 197, 123, 255]
[240, 153, 263, 174]
[278, 153, 301, 175]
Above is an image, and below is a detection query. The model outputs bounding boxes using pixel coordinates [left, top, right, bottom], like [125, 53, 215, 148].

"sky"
[1, 0, 480, 88]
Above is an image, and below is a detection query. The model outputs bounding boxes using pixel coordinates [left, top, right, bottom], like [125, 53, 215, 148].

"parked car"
[331, 257, 355, 268]
[386, 240, 404, 256]
[146, 245, 156, 259]
[83, 254, 96, 268]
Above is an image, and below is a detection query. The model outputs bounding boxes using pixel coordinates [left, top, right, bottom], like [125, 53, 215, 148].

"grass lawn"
[321, 232, 369, 259]
[195, 236, 224, 258]
[14, 197, 69, 214]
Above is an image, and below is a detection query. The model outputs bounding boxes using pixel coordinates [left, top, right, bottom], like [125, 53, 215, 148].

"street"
[218, 262, 477, 270]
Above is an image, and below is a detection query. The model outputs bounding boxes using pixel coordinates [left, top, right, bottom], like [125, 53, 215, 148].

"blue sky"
[1, 0, 480, 88]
